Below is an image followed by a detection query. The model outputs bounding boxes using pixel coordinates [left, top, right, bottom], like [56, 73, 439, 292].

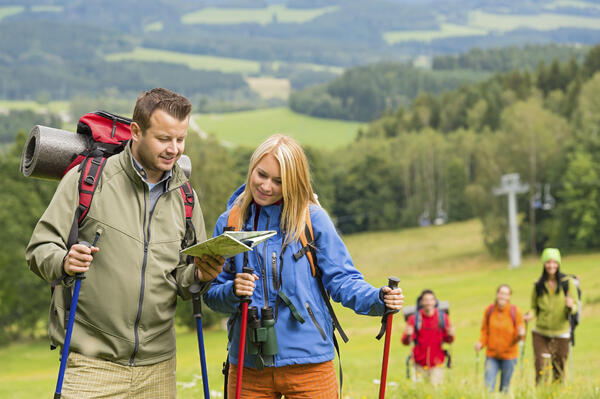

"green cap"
[541, 248, 561, 266]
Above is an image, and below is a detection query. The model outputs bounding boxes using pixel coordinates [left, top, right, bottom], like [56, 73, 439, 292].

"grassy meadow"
[1, 219, 599, 398]
[0, 100, 70, 114]
[180, 5, 338, 26]
[105, 47, 262, 74]
[195, 107, 363, 149]
[384, 9, 600, 44]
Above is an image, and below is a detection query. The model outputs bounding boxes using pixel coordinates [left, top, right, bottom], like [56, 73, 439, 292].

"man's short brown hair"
[132, 88, 192, 133]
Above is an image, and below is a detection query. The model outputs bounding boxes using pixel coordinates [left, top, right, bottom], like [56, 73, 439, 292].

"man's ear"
[131, 122, 141, 142]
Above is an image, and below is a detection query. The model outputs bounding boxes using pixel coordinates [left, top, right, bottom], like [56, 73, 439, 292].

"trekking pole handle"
[240, 267, 254, 303]
[388, 277, 400, 289]
[73, 240, 95, 279]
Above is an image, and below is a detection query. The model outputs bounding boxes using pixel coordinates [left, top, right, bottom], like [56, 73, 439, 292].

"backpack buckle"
[84, 175, 95, 185]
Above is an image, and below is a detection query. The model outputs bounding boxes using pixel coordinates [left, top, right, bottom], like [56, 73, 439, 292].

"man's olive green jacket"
[26, 144, 208, 366]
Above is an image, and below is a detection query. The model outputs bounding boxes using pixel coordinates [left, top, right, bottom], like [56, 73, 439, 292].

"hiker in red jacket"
[402, 289, 454, 386]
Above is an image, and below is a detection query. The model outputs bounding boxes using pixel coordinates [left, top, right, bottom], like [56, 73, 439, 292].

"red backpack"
[62, 110, 195, 248]
[55, 111, 196, 328]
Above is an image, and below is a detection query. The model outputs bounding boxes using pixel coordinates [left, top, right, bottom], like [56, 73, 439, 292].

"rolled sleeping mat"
[21, 125, 192, 180]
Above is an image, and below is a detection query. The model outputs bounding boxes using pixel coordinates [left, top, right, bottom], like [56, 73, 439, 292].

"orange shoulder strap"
[226, 204, 241, 231]
[299, 207, 316, 277]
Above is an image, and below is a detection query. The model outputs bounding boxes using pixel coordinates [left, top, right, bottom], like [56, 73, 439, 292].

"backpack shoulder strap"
[485, 304, 495, 328]
[295, 208, 317, 276]
[226, 204, 242, 231]
[63, 155, 107, 326]
[509, 305, 517, 328]
[560, 277, 570, 296]
[438, 308, 446, 331]
[67, 155, 107, 247]
[298, 207, 349, 343]
[179, 181, 196, 249]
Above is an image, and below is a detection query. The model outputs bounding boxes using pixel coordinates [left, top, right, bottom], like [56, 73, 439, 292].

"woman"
[475, 284, 525, 393]
[523, 248, 578, 384]
[203, 134, 404, 398]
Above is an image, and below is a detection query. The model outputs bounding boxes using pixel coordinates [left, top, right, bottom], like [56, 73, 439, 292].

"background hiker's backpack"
[403, 300, 450, 337]
[403, 299, 452, 368]
[561, 274, 582, 346]
[485, 304, 517, 329]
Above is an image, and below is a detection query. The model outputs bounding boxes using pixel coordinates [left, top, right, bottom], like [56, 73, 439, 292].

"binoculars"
[246, 306, 278, 369]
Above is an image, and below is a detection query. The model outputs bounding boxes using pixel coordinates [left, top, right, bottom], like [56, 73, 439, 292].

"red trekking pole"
[376, 277, 400, 399]
[235, 266, 253, 399]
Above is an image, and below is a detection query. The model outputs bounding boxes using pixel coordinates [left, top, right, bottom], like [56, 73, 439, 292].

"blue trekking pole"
[190, 283, 210, 399]
[55, 238, 97, 398]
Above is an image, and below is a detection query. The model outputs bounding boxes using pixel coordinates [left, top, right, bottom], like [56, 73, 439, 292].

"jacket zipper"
[254, 214, 270, 305]
[129, 189, 150, 365]
[129, 182, 186, 365]
[271, 251, 278, 290]
[306, 302, 327, 341]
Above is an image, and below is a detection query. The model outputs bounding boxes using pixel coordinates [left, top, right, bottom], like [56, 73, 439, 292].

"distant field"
[384, 9, 600, 43]
[181, 5, 338, 25]
[0, 100, 70, 114]
[0, 5, 61, 20]
[1, 219, 599, 398]
[143, 21, 163, 32]
[105, 47, 261, 74]
[0, 6, 23, 20]
[244, 77, 290, 100]
[545, 0, 600, 10]
[384, 23, 488, 44]
[468, 10, 600, 32]
[105, 47, 344, 77]
[30, 5, 62, 13]
[195, 107, 362, 149]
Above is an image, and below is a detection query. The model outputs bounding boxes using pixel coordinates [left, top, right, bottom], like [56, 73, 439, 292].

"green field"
[546, 0, 600, 10]
[194, 107, 363, 149]
[105, 47, 262, 74]
[181, 5, 338, 26]
[468, 10, 600, 32]
[384, 23, 488, 44]
[0, 5, 23, 21]
[104, 47, 343, 76]
[1, 219, 598, 398]
[0, 100, 70, 114]
[384, 9, 600, 43]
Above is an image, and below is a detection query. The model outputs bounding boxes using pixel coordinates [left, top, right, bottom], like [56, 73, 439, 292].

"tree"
[0, 132, 58, 344]
[497, 99, 571, 253]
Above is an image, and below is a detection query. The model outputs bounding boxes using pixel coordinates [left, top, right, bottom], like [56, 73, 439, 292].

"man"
[402, 289, 454, 386]
[26, 88, 224, 398]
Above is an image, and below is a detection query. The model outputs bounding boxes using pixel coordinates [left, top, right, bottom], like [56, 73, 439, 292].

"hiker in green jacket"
[26, 88, 224, 398]
[523, 248, 578, 384]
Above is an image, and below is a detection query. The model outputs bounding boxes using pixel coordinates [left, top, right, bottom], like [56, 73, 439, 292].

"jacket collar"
[247, 201, 281, 231]
[119, 141, 189, 190]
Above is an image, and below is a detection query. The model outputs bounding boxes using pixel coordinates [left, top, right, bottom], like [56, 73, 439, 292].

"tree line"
[289, 44, 593, 122]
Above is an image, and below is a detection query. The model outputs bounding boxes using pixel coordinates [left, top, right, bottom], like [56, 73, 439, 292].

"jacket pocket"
[305, 302, 327, 341]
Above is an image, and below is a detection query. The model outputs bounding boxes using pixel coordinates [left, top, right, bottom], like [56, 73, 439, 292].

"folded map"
[181, 230, 277, 259]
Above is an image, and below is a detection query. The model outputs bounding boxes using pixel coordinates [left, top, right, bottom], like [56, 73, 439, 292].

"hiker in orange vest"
[475, 284, 525, 393]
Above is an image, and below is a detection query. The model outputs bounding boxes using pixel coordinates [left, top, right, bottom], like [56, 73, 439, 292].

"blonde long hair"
[235, 134, 318, 244]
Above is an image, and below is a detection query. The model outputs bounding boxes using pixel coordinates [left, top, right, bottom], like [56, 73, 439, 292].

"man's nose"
[166, 140, 177, 153]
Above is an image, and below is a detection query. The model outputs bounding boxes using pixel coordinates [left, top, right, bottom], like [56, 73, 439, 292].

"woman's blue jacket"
[203, 186, 386, 368]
